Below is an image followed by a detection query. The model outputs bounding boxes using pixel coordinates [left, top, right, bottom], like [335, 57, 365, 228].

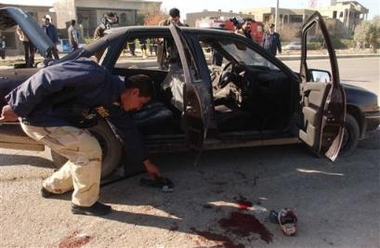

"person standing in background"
[42, 16, 60, 59]
[93, 12, 118, 61]
[67, 19, 79, 51]
[157, 8, 184, 70]
[93, 12, 118, 40]
[16, 26, 35, 67]
[158, 8, 184, 26]
[139, 38, 147, 59]
[235, 18, 254, 41]
[262, 24, 282, 56]
[0, 36, 5, 59]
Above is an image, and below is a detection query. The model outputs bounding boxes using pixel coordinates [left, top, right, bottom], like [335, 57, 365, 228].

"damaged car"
[0, 7, 379, 179]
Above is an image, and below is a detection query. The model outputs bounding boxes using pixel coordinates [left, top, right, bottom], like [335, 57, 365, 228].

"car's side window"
[114, 34, 187, 112]
[114, 37, 164, 70]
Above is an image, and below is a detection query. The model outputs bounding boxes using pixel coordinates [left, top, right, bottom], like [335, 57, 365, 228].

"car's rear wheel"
[50, 119, 123, 178]
[340, 114, 360, 156]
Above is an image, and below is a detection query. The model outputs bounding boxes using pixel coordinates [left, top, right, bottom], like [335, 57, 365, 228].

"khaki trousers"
[20, 123, 102, 206]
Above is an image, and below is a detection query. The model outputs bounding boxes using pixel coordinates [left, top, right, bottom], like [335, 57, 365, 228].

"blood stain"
[58, 231, 92, 248]
[219, 211, 273, 244]
[191, 228, 244, 248]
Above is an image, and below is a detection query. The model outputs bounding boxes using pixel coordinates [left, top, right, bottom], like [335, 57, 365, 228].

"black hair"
[125, 74, 155, 98]
[169, 8, 180, 18]
[243, 17, 254, 24]
[71, 19, 76, 26]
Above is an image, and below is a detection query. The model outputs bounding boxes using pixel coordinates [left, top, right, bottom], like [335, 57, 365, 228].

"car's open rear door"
[298, 12, 346, 162]
[169, 24, 212, 151]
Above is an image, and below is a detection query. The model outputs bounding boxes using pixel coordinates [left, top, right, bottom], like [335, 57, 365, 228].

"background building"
[0, 0, 369, 56]
[186, 1, 369, 38]
[0, 0, 161, 56]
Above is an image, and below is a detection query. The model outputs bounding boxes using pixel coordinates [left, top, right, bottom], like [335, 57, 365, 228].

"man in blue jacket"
[262, 24, 282, 56]
[0, 58, 162, 216]
[42, 16, 60, 59]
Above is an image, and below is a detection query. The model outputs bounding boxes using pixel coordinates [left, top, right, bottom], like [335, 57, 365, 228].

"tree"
[354, 15, 380, 53]
[137, 2, 167, 26]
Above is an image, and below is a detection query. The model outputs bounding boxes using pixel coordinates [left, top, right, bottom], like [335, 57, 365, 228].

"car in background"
[283, 41, 302, 50]
[1, 7, 379, 179]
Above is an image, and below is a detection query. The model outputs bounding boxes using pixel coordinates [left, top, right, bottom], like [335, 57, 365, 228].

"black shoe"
[71, 202, 112, 216]
[41, 187, 59, 198]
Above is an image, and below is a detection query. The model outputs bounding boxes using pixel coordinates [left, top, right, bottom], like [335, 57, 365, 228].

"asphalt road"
[283, 56, 380, 98]
[0, 57, 379, 247]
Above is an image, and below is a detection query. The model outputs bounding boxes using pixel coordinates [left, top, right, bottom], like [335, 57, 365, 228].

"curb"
[278, 53, 380, 61]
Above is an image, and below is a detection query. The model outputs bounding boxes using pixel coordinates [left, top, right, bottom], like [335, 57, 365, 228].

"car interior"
[112, 33, 299, 137]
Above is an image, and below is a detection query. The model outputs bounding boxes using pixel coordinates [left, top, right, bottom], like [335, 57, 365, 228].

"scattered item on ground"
[268, 209, 279, 224]
[278, 208, 297, 236]
[140, 176, 174, 192]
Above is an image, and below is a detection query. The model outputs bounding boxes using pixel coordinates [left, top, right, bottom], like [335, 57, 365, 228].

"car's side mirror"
[309, 69, 331, 83]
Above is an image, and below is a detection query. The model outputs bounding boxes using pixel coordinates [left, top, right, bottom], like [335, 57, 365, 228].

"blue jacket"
[42, 24, 59, 44]
[262, 32, 282, 55]
[5, 58, 149, 162]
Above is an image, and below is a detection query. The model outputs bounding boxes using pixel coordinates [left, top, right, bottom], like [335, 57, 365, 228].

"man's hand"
[0, 105, 19, 122]
[143, 159, 161, 178]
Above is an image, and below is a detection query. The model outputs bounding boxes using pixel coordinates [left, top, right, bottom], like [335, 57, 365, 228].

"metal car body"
[1, 7, 379, 179]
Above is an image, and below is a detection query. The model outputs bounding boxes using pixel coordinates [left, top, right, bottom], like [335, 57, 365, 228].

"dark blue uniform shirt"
[5, 58, 149, 162]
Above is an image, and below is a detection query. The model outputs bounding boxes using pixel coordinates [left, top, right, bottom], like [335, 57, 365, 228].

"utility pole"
[275, 0, 279, 31]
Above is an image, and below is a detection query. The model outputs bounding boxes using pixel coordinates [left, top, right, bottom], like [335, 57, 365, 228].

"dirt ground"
[0, 127, 379, 247]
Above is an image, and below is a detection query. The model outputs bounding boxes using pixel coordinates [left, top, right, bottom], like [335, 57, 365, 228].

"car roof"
[105, 25, 234, 36]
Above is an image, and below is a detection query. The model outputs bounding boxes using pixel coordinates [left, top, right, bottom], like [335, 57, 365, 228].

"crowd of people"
[233, 17, 282, 56]
[12, 15, 60, 66]
[4, 7, 283, 66]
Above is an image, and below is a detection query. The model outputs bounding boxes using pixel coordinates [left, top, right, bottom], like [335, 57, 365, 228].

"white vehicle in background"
[283, 41, 302, 50]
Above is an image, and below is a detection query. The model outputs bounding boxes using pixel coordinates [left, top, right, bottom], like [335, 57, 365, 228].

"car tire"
[50, 119, 123, 178]
[340, 114, 360, 156]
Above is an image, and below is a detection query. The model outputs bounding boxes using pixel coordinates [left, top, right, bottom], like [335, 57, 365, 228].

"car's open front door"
[169, 24, 212, 151]
[299, 11, 346, 162]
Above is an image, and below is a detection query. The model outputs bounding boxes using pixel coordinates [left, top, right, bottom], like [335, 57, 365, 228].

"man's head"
[242, 18, 253, 31]
[43, 15, 51, 25]
[105, 12, 118, 24]
[71, 19, 76, 26]
[120, 74, 155, 111]
[169, 8, 180, 23]
[269, 23, 275, 32]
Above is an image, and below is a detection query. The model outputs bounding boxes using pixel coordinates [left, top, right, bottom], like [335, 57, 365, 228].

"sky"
[1, 0, 379, 19]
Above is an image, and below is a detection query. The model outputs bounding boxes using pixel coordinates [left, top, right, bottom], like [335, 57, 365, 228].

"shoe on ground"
[71, 202, 112, 216]
[41, 187, 59, 198]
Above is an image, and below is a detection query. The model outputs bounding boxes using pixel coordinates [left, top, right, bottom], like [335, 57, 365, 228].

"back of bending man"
[0, 58, 162, 216]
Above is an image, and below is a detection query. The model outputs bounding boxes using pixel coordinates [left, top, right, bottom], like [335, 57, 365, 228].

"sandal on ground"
[278, 208, 297, 236]
[139, 176, 174, 192]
